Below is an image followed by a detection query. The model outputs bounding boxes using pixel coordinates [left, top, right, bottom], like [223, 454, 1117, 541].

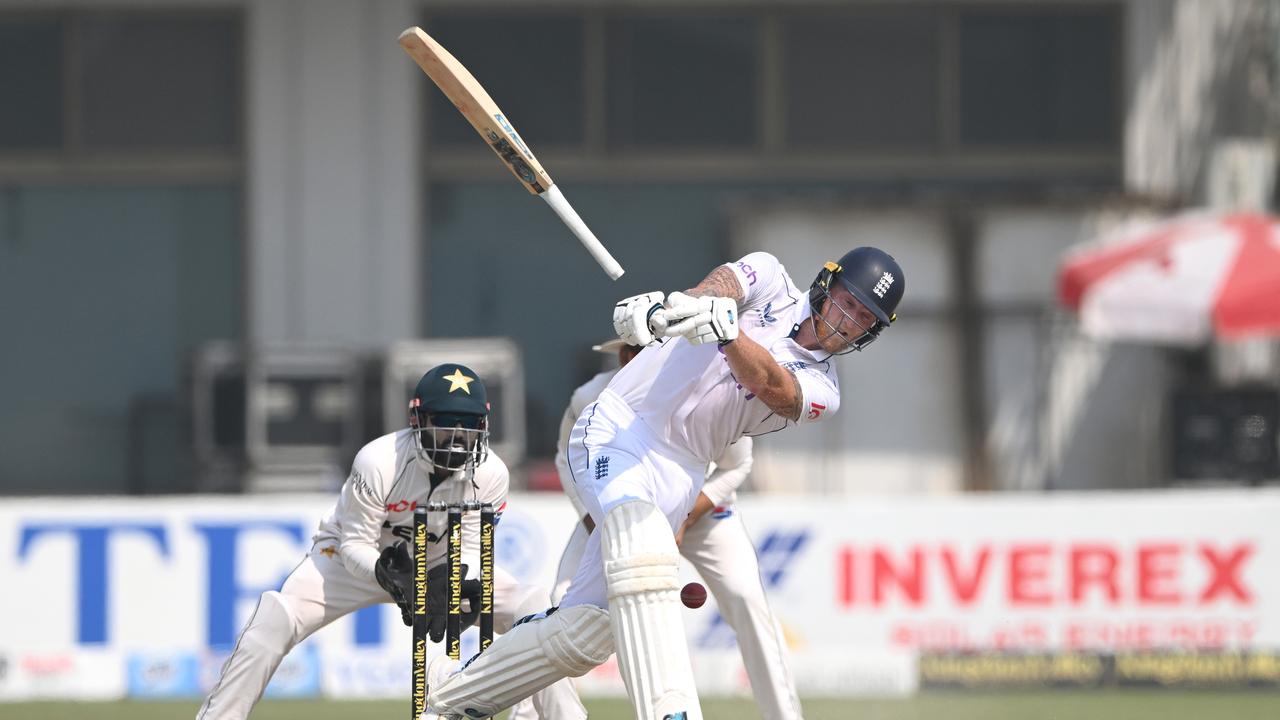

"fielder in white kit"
[510, 338, 803, 720]
[422, 247, 906, 720]
[196, 364, 584, 720]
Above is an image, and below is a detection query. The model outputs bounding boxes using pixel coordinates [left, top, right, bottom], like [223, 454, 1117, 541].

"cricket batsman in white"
[510, 337, 803, 720]
[422, 247, 905, 719]
[196, 363, 584, 720]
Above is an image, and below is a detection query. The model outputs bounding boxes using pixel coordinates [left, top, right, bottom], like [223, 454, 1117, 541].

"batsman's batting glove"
[374, 541, 414, 627]
[664, 295, 740, 346]
[613, 291, 667, 346]
[425, 563, 483, 643]
[661, 291, 708, 323]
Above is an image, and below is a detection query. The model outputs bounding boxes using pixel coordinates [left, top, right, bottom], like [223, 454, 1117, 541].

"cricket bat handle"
[541, 185, 625, 280]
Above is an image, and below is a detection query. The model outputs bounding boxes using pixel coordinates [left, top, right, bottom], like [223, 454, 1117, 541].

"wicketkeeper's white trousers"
[678, 509, 804, 720]
[195, 543, 584, 720]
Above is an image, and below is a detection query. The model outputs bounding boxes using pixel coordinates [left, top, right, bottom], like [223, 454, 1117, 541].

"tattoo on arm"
[685, 266, 745, 302]
[782, 371, 804, 422]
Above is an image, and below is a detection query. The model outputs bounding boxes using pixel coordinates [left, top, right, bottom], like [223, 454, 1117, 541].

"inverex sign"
[836, 541, 1251, 609]
[794, 491, 1275, 653]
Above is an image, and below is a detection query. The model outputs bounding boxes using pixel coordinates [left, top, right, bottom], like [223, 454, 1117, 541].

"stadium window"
[79, 12, 242, 151]
[606, 15, 758, 149]
[425, 14, 585, 148]
[0, 15, 64, 151]
[783, 10, 939, 150]
[958, 7, 1119, 147]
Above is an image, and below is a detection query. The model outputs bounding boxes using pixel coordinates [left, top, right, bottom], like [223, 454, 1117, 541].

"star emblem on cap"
[442, 368, 475, 394]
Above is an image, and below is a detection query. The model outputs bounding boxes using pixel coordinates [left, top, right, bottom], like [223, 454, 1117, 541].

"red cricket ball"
[680, 582, 707, 609]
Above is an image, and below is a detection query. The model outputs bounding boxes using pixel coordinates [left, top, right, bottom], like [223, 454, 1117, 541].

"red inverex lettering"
[1198, 542, 1254, 604]
[1137, 543, 1182, 604]
[940, 546, 989, 606]
[1008, 543, 1052, 606]
[838, 547, 855, 606]
[834, 540, 1255, 609]
[872, 546, 924, 605]
[1070, 544, 1120, 603]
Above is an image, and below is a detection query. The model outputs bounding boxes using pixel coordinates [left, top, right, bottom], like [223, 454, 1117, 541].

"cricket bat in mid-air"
[398, 26, 625, 280]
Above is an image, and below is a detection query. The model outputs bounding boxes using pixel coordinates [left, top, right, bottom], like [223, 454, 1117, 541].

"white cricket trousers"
[195, 543, 583, 720]
[679, 509, 805, 720]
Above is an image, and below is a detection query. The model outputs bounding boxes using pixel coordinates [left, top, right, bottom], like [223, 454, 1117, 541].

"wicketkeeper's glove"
[374, 541, 414, 627]
[425, 563, 483, 643]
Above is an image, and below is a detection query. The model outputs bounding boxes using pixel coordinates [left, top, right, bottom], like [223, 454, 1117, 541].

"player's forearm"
[722, 334, 802, 421]
[704, 464, 750, 504]
[684, 492, 717, 528]
[334, 474, 389, 582]
[700, 475, 736, 507]
[340, 541, 380, 583]
[683, 265, 744, 302]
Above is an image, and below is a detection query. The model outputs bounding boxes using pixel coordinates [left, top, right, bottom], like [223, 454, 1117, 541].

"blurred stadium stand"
[184, 339, 525, 493]
[0, 0, 1277, 496]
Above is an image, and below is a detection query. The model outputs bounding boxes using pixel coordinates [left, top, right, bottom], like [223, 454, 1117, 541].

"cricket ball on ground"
[681, 582, 707, 609]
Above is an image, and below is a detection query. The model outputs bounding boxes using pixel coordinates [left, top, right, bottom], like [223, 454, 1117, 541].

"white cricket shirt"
[605, 252, 841, 465]
[557, 369, 755, 515]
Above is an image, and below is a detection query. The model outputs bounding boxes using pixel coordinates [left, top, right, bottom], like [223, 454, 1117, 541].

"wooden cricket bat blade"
[398, 26, 625, 280]
[397, 27, 552, 195]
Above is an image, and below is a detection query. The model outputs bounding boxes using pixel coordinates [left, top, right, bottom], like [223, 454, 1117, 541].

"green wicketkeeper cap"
[410, 364, 489, 420]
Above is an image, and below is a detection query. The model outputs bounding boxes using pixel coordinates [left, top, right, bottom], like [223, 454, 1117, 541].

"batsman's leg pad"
[427, 604, 612, 717]
[603, 500, 703, 720]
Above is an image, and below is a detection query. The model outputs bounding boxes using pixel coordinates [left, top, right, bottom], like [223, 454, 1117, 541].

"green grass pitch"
[4, 693, 1280, 720]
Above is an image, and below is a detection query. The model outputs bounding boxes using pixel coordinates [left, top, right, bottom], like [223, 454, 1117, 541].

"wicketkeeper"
[196, 364, 583, 720]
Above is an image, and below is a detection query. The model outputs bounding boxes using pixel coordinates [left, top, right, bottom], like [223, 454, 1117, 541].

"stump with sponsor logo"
[411, 502, 495, 720]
